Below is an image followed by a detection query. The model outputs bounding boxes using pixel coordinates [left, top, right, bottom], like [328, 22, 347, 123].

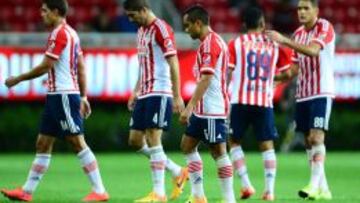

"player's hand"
[173, 95, 185, 114]
[127, 93, 137, 111]
[266, 30, 287, 44]
[5, 76, 21, 88]
[179, 106, 192, 125]
[80, 97, 91, 119]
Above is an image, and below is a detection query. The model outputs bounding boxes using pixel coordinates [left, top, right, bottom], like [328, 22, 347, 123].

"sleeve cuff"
[45, 52, 59, 60]
[200, 67, 215, 74]
[229, 63, 235, 69]
[164, 50, 177, 57]
[291, 57, 299, 63]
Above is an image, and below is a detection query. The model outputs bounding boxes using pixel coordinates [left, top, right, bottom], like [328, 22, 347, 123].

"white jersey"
[292, 18, 336, 102]
[193, 31, 229, 119]
[45, 20, 82, 94]
[137, 18, 177, 99]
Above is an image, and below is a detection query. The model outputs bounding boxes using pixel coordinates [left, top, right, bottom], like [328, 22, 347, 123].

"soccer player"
[123, 0, 188, 202]
[1, 0, 109, 202]
[227, 7, 292, 201]
[180, 5, 236, 203]
[267, 0, 335, 200]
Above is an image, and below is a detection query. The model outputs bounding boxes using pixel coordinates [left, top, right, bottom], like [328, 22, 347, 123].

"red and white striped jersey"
[193, 31, 229, 119]
[137, 18, 177, 99]
[45, 20, 82, 94]
[228, 33, 292, 108]
[292, 18, 336, 101]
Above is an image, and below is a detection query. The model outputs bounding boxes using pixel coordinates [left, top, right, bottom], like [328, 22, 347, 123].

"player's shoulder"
[316, 18, 334, 31]
[153, 18, 173, 34]
[293, 25, 305, 36]
[201, 31, 224, 52]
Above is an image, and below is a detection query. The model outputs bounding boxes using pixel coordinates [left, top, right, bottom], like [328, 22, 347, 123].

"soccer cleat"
[318, 190, 332, 200]
[240, 186, 255, 199]
[134, 191, 167, 203]
[185, 195, 208, 203]
[170, 167, 189, 200]
[262, 191, 275, 201]
[1, 188, 33, 202]
[82, 191, 110, 202]
[298, 185, 318, 199]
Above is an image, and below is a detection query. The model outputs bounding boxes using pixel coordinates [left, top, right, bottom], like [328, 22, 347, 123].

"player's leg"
[255, 107, 278, 201]
[58, 94, 108, 201]
[1, 134, 55, 202]
[182, 115, 207, 203]
[228, 104, 254, 199]
[298, 98, 332, 200]
[208, 118, 236, 203]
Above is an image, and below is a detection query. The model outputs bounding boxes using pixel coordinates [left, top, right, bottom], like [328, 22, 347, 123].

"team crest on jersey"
[202, 53, 211, 65]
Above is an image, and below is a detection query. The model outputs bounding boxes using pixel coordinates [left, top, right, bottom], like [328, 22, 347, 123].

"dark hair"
[243, 7, 264, 29]
[300, 0, 319, 7]
[42, 0, 68, 17]
[183, 5, 209, 25]
[123, 0, 150, 11]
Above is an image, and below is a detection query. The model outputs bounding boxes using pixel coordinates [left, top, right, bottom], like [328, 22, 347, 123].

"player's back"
[45, 20, 82, 94]
[228, 33, 291, 108]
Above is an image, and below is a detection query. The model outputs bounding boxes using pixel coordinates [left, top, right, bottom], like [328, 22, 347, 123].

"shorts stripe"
[324, 97, 332, 130]
[61, 94, 77, 133]
[159, 96, 167, 127]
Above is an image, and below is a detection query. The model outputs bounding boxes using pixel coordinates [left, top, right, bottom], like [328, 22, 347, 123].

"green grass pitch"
[0, 152, 359, 203]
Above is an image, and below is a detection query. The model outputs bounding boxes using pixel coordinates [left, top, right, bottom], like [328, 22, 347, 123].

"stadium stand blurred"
[1, 0, 359, 33]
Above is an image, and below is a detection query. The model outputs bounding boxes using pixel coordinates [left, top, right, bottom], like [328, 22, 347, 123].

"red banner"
[0, 47, 359, 102]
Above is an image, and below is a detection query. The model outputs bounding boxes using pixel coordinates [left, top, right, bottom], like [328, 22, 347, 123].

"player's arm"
[127, 70, 141, 111]
[179, 74, 212, 124]
[167, 55, 185, 113]
[5, 56, 55, 88]
[227, 68, 234, 87]
[274, 64, 299, 82]
[77, 54, 91, 119]
[266, 30, 321, 57]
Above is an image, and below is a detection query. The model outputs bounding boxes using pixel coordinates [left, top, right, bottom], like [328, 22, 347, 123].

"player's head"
[182, 5, 209, 39]
[41, 0, 68, 26]
[242, 7, 265, 32]
[123, 0, 151, 26]
[297, 0, 319, 25]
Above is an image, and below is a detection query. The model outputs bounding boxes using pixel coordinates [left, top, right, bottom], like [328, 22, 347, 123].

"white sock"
[22, 154, 51, 194]
[230, 146, 252, 188]
[309, 144, 326, 190]
[186, 151, 205, 198]
[138, 143, 181, 177]
[149, 146, 166, 196]
[78, 148, 106, 194]
[262, 149, 276, 195]
[306, 149, 312, 167]
[216, 154, 236, 203]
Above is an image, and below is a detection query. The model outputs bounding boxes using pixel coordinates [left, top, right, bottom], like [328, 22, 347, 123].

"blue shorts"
[185, 114, 228, 144]
[40, 94, 84, 137]
[295, 97, 333, 133]
[230, 104, 278, 141]
[130, 95, 172, 131]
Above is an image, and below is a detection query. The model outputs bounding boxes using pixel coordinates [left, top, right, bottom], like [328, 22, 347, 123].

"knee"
[259, 141, 274, 152]
[128, 136, 143, 149]
[308, 130, 325, 145]
[180, 141, 194, 154]
[36, 139, 52, 153]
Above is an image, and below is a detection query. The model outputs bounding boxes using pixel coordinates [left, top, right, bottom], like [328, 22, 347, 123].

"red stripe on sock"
[218, 165, 233, 178]
[188, 161, 203, 173]
[264, 160, 276, 169]
[83, 161, 98, 173]
[151, 161, 165, 170]
[32, 164, 47, 173]
[312, 153, 324, 162]
[233, 159, 245, 169]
